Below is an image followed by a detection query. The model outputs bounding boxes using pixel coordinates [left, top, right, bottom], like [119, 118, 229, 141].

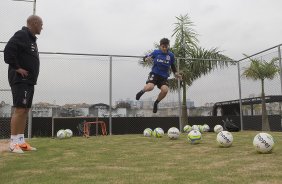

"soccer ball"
[253, 133, 274, 153]
[183, 125, 192, 133]
[191, 125, 199, 131]
[167, 127, 180, 139]
[57, 129, 66, 139]
[153, 127, 164, 138]
[198, 125, 204, 133]
[203, 124, 210, 132]
[216, 131, 233, 147]
[143, 128, 153, 137]
[187, 130, 202, 144]
[214, 125, 223, 133]
[65, 129, 73, 138]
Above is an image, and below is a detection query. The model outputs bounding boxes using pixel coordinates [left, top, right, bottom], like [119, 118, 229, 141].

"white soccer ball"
[191, 125, 199, 131]
[57, 129, 66, 139]
[183, 125, 192, 133]
[253, 133, 274, 153]
[187, 130, 202, 144]
[214, 125, 223, 133]
[153, 127, 164, 138]
[167, 127, 180, 139]
[198, 125, 205, 133]
[216, 131, 233, 147]
[203, 124, 210, 132]
[65, 129, 73, 138]
[143, 128, 153, 137]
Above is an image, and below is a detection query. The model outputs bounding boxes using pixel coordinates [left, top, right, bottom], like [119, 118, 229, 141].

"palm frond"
[242, 55, 280, 81]
[172, 14, 198, 49]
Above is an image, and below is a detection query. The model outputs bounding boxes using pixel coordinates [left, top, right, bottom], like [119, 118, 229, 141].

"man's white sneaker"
[9, 143, 24, 154]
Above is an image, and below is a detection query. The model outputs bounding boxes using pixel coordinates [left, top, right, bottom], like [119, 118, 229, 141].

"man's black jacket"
[4, 26, 40, 86]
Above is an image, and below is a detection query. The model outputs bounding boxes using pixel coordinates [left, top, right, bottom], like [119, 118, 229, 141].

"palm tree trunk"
[181, 82, 188, 128]
[261, 79, 270, 131]
[179, 26, 188, 129]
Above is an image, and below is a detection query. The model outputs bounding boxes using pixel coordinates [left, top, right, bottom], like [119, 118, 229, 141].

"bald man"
[4, 15, 43, 153]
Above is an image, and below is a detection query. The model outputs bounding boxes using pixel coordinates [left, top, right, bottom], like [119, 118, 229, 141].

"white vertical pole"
[109, 56, 113, 135]
[52, 117, 54, 138]
[278, 46, 282, 95]
[27, 109, 32, 139]
[278, 46, 282, 129]
[177, 58, 182, 131]
[28, 0, 36, 139]
[33, 0, 36, 15]
[237, 61, 244, 131]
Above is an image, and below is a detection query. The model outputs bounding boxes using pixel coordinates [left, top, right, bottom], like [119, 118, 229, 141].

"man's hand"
[174, 72, 182, 80]
[144, 56, 153, 63]
[16, 68, 29, 78]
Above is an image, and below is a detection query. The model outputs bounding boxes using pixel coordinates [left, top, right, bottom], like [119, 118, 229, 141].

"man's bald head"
[27, 15, 43, 35]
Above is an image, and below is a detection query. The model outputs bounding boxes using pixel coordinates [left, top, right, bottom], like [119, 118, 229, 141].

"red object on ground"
[83, 118, 107, 137]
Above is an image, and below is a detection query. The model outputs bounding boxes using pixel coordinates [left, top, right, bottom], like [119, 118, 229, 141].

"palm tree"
[170, 14, 232, 128]
[139, 14, 233, 129]
[242, 56, 279, 131]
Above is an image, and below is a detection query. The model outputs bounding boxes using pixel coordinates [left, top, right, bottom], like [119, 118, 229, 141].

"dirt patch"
[204, 160, 230, 170]
[214, 175, 233, 183]
[255, 181, 282, 184]
[0, 140, 9, 153]
[21, 169, 44, 175]
[97, 165, 142, 172]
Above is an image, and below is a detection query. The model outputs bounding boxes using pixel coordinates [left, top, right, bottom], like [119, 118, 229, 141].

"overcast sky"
[1, 0, 282, 106]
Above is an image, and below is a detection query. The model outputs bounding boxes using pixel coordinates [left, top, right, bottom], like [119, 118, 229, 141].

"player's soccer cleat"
[136, 90, 145, 100]
[19, 142, 37, 151]
[9, 143, 24, 154]
[153, 101, 158, 113]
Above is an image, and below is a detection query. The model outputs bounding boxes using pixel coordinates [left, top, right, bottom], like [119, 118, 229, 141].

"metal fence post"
[33, 0, 37, 15]
[278, 46, 282, 95]
[177, 58, 182, 131]
[278, 45, 282, 129]
[237, 61, 244, 131]
[27, 109, 32, 139]
[109, 56, 113, 135]
[52, 117, 54, 138]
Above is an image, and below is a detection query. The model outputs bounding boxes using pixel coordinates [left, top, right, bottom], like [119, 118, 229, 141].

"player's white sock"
[18, 134, 25, 144]
[9, 135, 24, 153]
[10, 135, 18, 145]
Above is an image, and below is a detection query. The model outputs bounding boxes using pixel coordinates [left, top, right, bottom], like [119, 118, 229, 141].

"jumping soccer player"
[136, 38, 181, 113]
[4, 15, 43, 153]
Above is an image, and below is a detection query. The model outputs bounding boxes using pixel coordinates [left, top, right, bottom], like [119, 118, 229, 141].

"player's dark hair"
[160, 38, 170, 46]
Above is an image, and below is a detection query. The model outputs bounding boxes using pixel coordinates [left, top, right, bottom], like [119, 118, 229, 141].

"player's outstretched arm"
[171, 63, 182, 80]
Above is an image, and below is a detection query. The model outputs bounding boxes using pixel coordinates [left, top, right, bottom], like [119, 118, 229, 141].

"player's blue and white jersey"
[147, 49, 175, 79]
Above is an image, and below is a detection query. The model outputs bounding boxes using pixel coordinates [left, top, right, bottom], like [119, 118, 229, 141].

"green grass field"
[1, 131, 282, 184]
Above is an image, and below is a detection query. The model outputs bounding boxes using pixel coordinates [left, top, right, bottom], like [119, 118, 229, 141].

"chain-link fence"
[240, 49, 281, 100]
[0, 50, 235, 137]
[1, 45, 282, 138]
[33, 54, 184, 137]
[0, 89, 12, 139]
[238, 45, 282, 131]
